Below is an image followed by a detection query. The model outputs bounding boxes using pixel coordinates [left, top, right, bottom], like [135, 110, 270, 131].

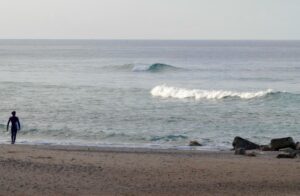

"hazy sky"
[0, 0, 299, 40]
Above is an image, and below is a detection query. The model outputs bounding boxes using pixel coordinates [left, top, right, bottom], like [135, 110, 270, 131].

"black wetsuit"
[9, 116, 20, 144]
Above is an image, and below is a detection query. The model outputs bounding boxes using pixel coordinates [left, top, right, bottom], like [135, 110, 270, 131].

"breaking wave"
[151, 85, 278, 100]
[132, 63, 181, 72]
[103, 63, 182, 72]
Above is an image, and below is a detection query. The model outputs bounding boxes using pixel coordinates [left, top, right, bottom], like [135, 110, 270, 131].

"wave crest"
[104, 63, 182, 73]
[151, 85, 276, 100]
[132, 63, 180, 72]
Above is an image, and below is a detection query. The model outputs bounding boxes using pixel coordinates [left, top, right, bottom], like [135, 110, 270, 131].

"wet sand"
[0, 144, 300, 195]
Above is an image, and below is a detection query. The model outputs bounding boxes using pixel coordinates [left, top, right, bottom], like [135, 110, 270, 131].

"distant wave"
[132, 63, 181, 72]
[105, 63, 182, 72]
[151, 85, 277, 100]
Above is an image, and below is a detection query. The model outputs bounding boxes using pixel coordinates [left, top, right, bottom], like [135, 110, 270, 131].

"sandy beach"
[0, 144, 299, 195]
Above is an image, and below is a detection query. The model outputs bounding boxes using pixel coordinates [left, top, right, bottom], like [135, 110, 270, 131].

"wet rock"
[232, 137, 260, 150]
[295, 142, 300, 150]
[235, 148, 246, 155]
[277, 152, 297, 159]
[270, 137, 295, 151]
[260, 145, 272, 151]
[189, 140, 202, 146]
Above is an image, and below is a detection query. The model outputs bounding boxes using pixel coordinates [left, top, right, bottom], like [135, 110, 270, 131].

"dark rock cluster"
[188, 137, 300, 158]
[232, 136, 300, 158]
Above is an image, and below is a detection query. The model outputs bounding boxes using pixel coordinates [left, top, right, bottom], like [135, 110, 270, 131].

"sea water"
[0, 40, 300, 150]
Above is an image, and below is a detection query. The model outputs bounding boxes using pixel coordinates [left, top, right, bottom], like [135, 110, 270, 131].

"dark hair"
[12, 111, 16, 115]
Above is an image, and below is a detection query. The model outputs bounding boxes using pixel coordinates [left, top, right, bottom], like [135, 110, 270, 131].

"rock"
[189, 140, 202, 146]
[270, 137, 296, 151]
[235, 148, 246, 155]
[260, 145, 272, 151]
[295, 142, 300, 150]
[232, 137, 260, 150]
[277, 152, 297, 159]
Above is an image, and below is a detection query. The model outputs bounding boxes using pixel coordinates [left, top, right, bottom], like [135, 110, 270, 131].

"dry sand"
[0, 144, 300, 196]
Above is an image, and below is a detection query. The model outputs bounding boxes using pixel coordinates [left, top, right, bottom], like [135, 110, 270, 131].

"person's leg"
[12, 130, 17, 144]
[11, 131, 14, 144]
[13, 131, 16, 144]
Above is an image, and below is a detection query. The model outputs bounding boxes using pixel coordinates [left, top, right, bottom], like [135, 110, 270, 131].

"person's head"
[12, 111, 16, 116]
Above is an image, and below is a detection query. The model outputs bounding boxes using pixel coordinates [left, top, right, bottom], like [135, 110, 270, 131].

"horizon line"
[0, 38, 300, 41]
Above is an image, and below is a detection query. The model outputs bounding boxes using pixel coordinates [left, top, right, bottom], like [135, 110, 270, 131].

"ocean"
[0, 39, 300, 150]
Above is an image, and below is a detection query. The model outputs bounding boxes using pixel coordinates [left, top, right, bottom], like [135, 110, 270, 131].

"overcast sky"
[0, 0, 299, 40]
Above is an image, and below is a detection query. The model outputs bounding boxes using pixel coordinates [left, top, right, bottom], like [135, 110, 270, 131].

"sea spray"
[151, 85, 275, 100]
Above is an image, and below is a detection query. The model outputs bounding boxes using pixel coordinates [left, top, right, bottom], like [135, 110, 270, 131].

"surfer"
[7, 111, 21, 144]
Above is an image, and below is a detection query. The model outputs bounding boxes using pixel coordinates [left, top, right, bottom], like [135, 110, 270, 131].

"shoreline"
[0, 139, 232, 152]
[1, 143, 300, 195]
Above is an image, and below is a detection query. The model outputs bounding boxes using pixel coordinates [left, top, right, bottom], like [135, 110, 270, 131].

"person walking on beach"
[7, 111, 21, 144]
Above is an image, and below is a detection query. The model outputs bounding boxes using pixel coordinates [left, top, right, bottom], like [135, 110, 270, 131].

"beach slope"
[0, 144, 300, 195]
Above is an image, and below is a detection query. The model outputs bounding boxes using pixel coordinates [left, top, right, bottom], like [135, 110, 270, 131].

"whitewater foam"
[151, 85, 275, 100]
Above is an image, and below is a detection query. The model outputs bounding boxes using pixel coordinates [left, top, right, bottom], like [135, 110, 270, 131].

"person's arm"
[17, 118, 21, 130]
[6, 118, 11, 131]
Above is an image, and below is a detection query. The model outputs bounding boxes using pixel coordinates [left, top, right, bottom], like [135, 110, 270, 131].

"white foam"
[151, 85, 274, 100]
[132, 64, 149, 71]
